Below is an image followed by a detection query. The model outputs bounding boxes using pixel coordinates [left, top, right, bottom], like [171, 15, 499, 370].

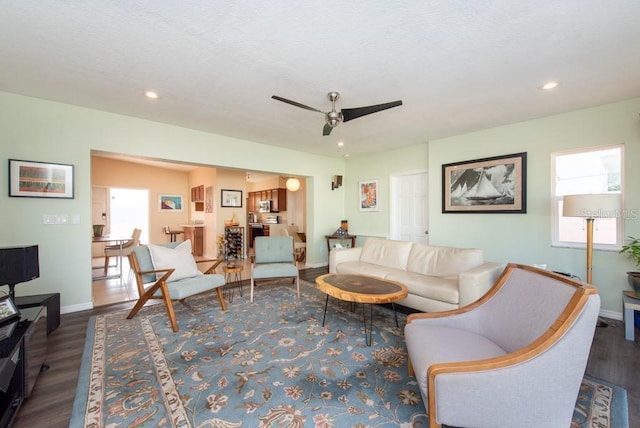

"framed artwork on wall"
[221, 189, 243, 207]
[159, 194, 184, 212]
[359, 179, 379, 212]
[442, 152, 527, 214]
[8, 159, 74, 199]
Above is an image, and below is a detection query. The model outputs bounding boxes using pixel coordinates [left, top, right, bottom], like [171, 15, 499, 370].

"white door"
[390, 172, 429, 244]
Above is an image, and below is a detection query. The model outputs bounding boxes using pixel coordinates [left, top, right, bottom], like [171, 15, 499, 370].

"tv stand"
[0, 306, 47, 427]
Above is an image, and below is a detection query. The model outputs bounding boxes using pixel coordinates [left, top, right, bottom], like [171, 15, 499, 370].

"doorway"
[91, 187, 149, 306]
[390, 171, 429, 243]
[109, 188, 149, 244]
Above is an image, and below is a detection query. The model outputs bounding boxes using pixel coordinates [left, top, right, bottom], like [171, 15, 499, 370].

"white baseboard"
[600, 308, 622, 321]
[61, 302, 94, 314]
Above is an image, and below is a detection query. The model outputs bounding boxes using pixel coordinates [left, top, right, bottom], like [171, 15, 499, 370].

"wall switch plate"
[71, 215, 80, 225]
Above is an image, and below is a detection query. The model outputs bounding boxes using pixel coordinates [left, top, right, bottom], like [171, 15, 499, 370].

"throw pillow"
[148, 240, 202, 282]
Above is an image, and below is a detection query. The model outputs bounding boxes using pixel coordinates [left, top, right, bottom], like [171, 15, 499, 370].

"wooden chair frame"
[127, 252, 226, 332]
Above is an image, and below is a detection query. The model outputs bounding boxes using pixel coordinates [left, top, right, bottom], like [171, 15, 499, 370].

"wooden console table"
[325, 234, 357, 253]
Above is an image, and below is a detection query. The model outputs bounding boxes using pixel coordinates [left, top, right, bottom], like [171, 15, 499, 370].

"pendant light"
[286, 177, 301, 192]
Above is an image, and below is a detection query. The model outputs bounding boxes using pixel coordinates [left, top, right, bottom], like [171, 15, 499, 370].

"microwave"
[259, 200, 271, 213]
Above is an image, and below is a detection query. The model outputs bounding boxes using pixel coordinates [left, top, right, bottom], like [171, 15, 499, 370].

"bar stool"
[223, 264, 244, 302]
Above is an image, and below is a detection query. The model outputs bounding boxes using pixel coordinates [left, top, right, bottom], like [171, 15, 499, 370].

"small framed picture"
[159, 194, 184, 212]
[359, 179, 379, 212]
[0, 296, 20, 325]
[221, 189, 243, 207]
[9, 159, 75, 199]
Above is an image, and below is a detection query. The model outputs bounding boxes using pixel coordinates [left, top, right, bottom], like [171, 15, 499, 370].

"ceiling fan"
[271, 92, 402, 136]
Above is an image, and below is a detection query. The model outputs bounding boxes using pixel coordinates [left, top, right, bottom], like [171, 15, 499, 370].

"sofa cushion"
[359, 238, 413, 271]
[334, 261, 401, 278]
[387, 271, 459, 304]
[406, 244, 483, 277]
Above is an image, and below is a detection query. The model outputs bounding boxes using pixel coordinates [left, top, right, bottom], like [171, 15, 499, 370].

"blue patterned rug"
[71, 280, 628, 427]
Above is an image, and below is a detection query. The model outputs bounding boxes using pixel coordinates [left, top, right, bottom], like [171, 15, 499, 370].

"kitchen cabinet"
[191, 185, 204, 202]
[247, 188, 287, 212]
[183, 226, 204, 256]
[270, 188, 287, 212]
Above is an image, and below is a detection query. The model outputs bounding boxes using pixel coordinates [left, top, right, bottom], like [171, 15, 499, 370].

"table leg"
[392, 302, 400, 327]
[362, 303, 373, 346]
[624, 304, 635, 341]
[322, 295, 330, 327]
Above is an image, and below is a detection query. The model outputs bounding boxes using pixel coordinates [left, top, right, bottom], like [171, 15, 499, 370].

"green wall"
[0, 91, 344, 311]
[344, 97, 640, 317]
[2, 89, 639, 317]
[428, 98, 640, 317]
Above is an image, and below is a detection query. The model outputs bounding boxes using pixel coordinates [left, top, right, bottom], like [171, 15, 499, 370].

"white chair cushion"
[148, 240, 202, 282]
[405, 324, 506, 398]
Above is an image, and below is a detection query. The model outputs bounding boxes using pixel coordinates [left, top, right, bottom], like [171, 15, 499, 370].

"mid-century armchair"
[127, 241, 226, 332]
[405, 263, 600, 428]
[250, 236, 300, 302]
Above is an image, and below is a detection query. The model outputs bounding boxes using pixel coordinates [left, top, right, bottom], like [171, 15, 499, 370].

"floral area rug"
[71, 280, 629, 427]
[72, 280, 427, 427]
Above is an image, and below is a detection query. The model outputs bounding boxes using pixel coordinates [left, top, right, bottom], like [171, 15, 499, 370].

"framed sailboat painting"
[442, 152, 527, 213]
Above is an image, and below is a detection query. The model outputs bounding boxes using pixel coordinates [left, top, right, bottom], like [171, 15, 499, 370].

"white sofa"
[329, 238, 505, 312]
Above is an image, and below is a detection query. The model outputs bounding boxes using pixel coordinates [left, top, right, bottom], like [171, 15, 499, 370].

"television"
[0, 245, 39, 301]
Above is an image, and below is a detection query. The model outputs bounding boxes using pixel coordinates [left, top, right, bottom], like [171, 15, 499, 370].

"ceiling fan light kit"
[272, 92, 402, 136]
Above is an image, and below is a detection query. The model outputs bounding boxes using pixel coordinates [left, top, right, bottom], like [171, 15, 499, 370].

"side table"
[623, 291, 640, 341]
[325, 234, 357, 253]
[223, 265, 244, 302]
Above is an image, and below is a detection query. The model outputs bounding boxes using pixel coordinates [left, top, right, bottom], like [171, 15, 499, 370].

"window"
[551, 145, 623, 250]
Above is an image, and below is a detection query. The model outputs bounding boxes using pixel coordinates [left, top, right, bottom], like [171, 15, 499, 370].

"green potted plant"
[619, 236, 640, 295]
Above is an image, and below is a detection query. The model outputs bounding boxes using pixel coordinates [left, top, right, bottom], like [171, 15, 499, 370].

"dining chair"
[103, 228, 141, 273]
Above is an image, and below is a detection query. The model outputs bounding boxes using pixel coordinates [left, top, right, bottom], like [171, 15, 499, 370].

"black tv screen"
[0, 245, 40, 285]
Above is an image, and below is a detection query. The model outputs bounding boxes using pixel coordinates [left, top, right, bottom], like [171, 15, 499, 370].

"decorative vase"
[93, 224, 104, 237]
[627, 272, 640, 295]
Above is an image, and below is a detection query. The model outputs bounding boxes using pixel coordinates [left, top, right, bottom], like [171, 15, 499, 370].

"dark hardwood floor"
[12, 267, 639, 427]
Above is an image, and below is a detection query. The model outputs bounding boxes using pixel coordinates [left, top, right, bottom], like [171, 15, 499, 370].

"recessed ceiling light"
[144, 91, 159, 99]
[540, 81, 559, 91]
[337, 141, 344, 147]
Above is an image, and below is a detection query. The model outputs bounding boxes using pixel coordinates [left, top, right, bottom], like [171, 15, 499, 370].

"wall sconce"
[331, 175, 343, 191]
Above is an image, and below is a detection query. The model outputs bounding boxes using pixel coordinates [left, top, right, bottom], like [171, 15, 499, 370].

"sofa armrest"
[458, 262, 506, 307]
[329, 247, 363, 273]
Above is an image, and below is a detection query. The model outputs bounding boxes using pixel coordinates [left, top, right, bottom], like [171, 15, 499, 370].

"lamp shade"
[286, 177, 301, 192]
[562, 193, 621, 219]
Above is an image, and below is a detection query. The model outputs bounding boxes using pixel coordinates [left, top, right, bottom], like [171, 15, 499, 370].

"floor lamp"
[562, 193, 621, 326]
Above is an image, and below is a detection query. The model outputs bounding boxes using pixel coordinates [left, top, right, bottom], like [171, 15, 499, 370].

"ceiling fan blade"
[272, 95, 325, 114]
[323, 123, 333, 136]
[341, 100, 403, 122]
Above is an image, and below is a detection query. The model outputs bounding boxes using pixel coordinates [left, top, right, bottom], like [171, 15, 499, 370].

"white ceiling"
[2, 1, 640, 158]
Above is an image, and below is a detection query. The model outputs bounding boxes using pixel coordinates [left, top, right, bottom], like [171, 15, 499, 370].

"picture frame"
[8, 159, 74, 199]
[0, 296, 20, 326]
[442, 152, 527, 213]
[359, 179, 379, 212]
[221, 189, 243, 207]
[158, 194, 184, 212]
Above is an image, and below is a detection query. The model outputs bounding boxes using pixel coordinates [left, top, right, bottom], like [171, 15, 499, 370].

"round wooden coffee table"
[315, 273, 408, 346]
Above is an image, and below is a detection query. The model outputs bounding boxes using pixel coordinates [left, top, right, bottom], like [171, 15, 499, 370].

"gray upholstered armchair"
[404, 263, 600, 428]
[250, 236, 300, 302]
